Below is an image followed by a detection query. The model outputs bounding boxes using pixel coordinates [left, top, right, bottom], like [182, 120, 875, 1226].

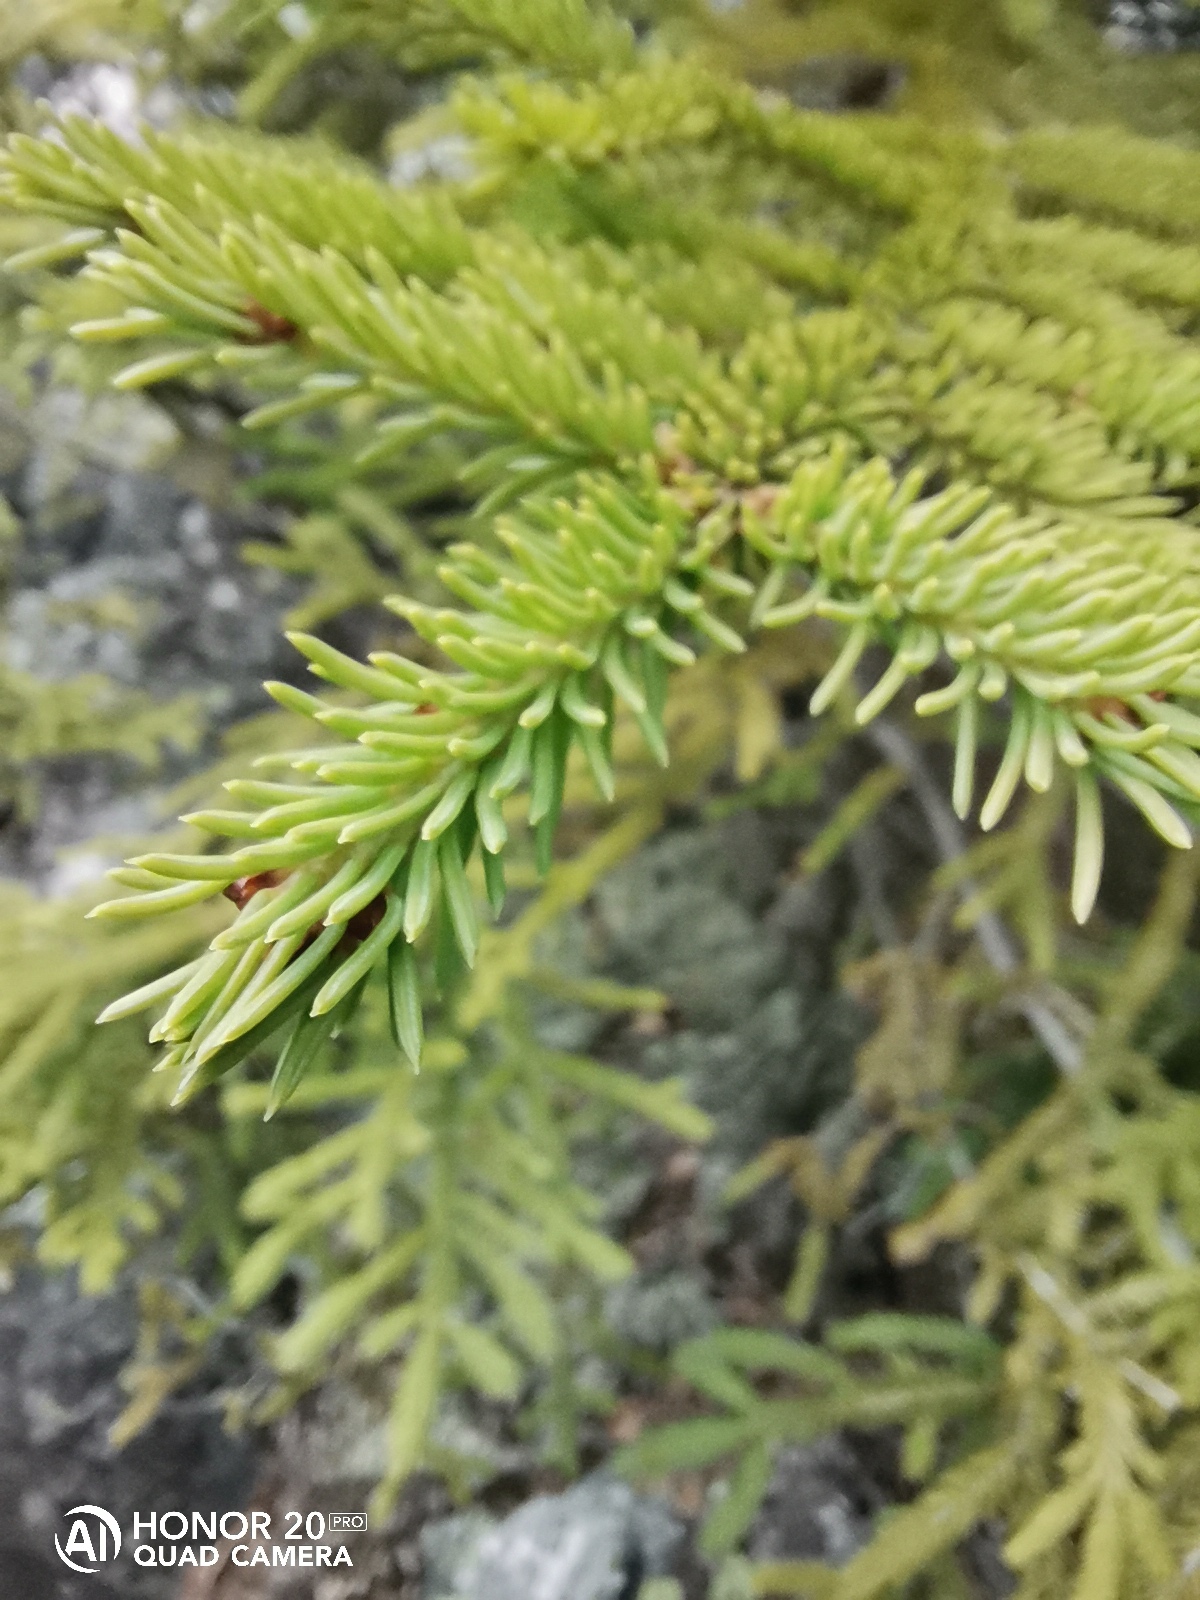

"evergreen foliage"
[7, 0, 1200, 1594]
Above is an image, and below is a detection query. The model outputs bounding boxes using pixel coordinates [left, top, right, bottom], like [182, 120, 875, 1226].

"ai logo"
[55, 1505, 122, 1574]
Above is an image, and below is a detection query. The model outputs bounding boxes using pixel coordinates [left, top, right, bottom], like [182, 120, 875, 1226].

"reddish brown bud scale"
[1082, 693, 1163, 725]
[1085, 696, 1135, 723]
[223, 869, 288, 908]
[241, 301, 300, 344]
[741, 484, 781, 518]
[340, 895, 388, 950]
[294, 893, 388, 957]
[652, 420, 697, 483]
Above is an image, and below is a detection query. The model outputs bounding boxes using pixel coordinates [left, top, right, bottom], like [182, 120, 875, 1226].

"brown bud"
[652, 420, 696, 482]
[298, 893, 389, 957]
[341, 895, 387, 949]
[1081, 690, 1163, 724]
[742, 484, 781, 519]
[241, 301, 299, 345]
[223, 869, 288, 908]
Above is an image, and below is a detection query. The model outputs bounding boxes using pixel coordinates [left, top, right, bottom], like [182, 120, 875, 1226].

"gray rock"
[747, 1439, 881, 1568]
[592, 828, 786, 1034]
[580, 818, 867, 1163]
[1, 389, 307, 883]
[641, 987, 864, 1164]
[422, 1474, 683, 1600]
[391, 133, 475, 186]
[421, 1511, 498, 1596]
[0, 1263, 258, 1600]
[33, 60, 182, 139]
[603, 1269, 718, 1351]
[1107, 0, 1200, 53]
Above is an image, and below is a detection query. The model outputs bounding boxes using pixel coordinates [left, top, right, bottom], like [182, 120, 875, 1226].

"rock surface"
[1107, 0, 1200, 52]
[0, 388, 303, 885]
[421, 1477, 683, 1600]
[0, 1262, 257, 1600]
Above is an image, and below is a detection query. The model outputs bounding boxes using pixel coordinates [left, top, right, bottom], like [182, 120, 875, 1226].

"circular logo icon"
[55, 1505, 122, 1574]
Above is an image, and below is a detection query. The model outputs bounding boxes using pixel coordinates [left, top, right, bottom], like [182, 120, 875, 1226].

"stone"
[746, 1439, 881, 1568]
[603, 1269, 718, 1352]
[422, 1474, 683, 1600]
[0, 1264, 257, 1600]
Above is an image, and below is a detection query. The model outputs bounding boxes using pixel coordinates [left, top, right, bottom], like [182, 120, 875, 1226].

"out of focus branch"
[866, 719, 1090, 1075]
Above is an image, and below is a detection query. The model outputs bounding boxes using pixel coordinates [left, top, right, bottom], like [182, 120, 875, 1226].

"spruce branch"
[10, 75, 1200, 1088]
[214, 0, 637, 110]
[78, 444, 1200, 1094]
[1011, 123, 1200, 244]
[1, 117, 473, 280]
[865, 717, 1088, 1076]
[453, 57, 933, 216]
[616, 1317, 1003, 1559]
